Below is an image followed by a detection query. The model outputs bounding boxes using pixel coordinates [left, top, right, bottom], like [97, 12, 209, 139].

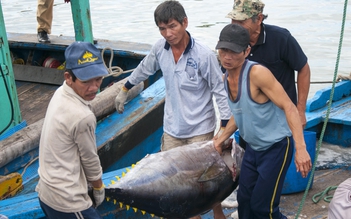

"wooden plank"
[96, 78, 166, 170]
[7, 32, 152, 58]
[13, 64, 64, 85]
[0, 192, 45, 219]
[16, 82, 58, 125]
[280, 168, 351, 218]
[1, 77, 163, 172]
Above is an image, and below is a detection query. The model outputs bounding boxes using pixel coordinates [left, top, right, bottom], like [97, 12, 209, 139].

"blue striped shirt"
[128, 33, 231, 138]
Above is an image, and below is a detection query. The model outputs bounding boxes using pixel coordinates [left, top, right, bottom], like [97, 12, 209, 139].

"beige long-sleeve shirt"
[36, 82, 102, 212]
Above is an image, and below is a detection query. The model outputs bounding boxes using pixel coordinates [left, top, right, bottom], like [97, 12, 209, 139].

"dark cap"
[215, 24, 250, 53]
[65, 41, 108, 81]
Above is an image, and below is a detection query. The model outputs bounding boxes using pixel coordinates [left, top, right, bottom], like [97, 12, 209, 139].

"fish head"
[221, 139, 245, 182]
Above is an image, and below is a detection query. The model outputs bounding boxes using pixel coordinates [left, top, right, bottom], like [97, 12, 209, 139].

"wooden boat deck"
[16, 81, 58, 126]
[279, 167, 351, 219]
[219, 168, 351, 219]
[8, 31, 154, 128]
[218, 139, 351, 219]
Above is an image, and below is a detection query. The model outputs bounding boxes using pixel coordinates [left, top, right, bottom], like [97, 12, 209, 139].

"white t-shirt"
[36, 82, 102, 212]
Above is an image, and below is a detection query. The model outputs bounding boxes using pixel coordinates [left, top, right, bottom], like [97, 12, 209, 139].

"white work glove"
[93, 185, 105, 208]
[115, 86, 128, 113]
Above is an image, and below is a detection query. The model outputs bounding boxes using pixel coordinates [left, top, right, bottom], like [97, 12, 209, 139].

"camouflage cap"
[226, 0, 265, 21]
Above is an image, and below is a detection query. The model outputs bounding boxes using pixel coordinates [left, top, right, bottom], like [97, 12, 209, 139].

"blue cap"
[65, 41, 108, 81]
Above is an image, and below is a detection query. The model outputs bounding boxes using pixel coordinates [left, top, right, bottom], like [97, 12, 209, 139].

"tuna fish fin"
[197, 161, 227, 182]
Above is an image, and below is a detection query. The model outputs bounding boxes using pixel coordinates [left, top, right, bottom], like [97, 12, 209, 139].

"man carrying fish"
[115, 1, 232, 218]
[213, 24, 312, 219]
[36, 42, 107, 219]
[225, 0, 311, 150]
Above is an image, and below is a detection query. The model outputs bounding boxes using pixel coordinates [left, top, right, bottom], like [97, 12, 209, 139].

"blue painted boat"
[0, 0, 165, 179]
[1, 0, 351, 218]
[305, 80, 351, 147]
[0, 1, 167, 217]
[2, 78, 351, 219]
[0, 32, 166, 217]
[1, 32, 165, 162]
[0, 40, 166, 210]
[0, 33, 164, 172]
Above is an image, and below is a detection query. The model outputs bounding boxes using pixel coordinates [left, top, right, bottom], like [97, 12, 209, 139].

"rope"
[337, 72, 351, 82]
[101, 47, 135, 78]
[294, 0, 348, 218]
[312, 186, 338, 203]
[21, 157, 39, 177]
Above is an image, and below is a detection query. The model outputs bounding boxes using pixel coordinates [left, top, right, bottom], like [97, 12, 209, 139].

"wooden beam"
[13, 64, 64, 85]
[69, 0, 94, 43]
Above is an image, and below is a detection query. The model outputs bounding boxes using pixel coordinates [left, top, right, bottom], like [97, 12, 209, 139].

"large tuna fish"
[104, 139, 244, 218]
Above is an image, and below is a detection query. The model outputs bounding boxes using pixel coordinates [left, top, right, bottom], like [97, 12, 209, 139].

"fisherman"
[213, 23, 312, 219]
[36, 41, 107, 219]
[225, 0, 311, 150]
[114, 1, 232, 218]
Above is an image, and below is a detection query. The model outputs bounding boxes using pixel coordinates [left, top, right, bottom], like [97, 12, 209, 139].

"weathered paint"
[96, 78, 165, 170]
[306, 80, 351, 147]
[0, 3, 22, 136]
[69, 0, 94, 43]
[0, 31, 161, 173]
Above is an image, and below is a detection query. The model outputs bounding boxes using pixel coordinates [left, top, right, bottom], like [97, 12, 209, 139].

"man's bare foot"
[189, 216, 201, 219]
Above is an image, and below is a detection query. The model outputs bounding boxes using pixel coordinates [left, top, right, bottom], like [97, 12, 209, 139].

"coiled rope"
[294, 0, 348, 218]
[312, 186, 338, 204]
[101, 47, 135, 78]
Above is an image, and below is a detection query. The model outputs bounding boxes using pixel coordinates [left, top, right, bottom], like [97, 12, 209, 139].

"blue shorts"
[39, 199, 102, 219]
[237, 136, 293, 219]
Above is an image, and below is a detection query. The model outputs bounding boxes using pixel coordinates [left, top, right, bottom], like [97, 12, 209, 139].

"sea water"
[2, 0, 350, 98]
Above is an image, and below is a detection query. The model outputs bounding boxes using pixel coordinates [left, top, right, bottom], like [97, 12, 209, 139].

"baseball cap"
[215, 24, 250, 53]
[64, 41, 108, 81]
[226, 0, 265, 21]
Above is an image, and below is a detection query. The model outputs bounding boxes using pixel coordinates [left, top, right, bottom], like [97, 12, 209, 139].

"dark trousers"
[39, 199, 102, 219]
[237, 137, 293, 219]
